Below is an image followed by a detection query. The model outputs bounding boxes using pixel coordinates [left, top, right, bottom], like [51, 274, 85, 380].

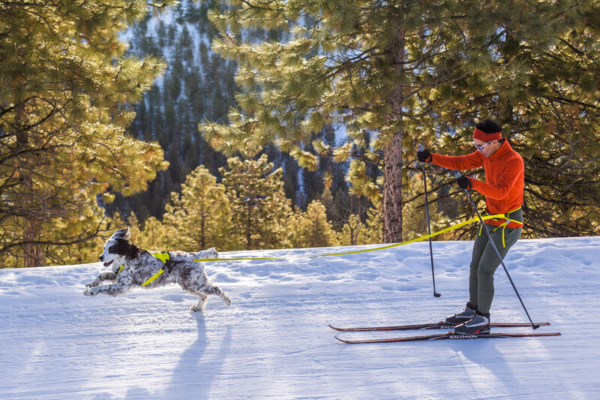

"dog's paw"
[190, 305, 204, 312]
[84, 287, 100, 296]
[85, 281, 97, 288]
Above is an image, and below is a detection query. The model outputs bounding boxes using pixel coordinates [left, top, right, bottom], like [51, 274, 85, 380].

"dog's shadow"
[160, 313, 231, 399]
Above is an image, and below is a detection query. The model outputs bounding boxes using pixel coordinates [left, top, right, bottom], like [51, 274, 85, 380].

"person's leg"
[476, 225, 522, 314]
[468, 227, 489, 309]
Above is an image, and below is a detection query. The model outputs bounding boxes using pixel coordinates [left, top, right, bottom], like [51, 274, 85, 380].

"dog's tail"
[195, 248, 218, 260]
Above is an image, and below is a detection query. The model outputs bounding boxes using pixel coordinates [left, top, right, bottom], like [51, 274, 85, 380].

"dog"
[84, 228, 231, 311]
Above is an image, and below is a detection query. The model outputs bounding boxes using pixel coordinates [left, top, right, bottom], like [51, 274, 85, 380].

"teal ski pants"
[469, 222, 522, 315]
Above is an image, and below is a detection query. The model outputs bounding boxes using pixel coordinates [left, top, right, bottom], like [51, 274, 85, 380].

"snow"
[1, 237, 599, 399]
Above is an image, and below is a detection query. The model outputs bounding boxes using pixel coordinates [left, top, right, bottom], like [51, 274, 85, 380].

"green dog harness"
[114, 251, 172, 286]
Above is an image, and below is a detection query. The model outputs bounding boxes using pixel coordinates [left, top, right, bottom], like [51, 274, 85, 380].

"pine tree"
[125, 213, 142, 243]
[200, 0, 477, 242]
[162, 165, 233, 251]
[338, 214, 366, 246]
[409, 1, 600, 239]
[287, 207, 306, 249]
[108, 4, 240, 224]
[201, 0, 600, 243]
[0, 0, 174, 267]
[303, 201, 339, 248]
[287, 200, 338, 249]
[364, 205, 383, 244]
[138, 217, 172, 251]
[220, 154, 292, 250]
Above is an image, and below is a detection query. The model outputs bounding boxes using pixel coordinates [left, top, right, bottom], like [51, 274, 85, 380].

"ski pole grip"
[445, 170, 462, 179]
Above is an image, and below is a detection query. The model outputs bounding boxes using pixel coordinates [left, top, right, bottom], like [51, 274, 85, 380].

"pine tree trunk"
[15, 103, 45, 267]
[23, 220, 44, 268]
[199, 198, 206, 250]
[246, 201, 252, 250]
[200, 215, 205, 250]
[382, 27, 405, 243]
[313, 217, 318, 248]
[382, 134, 404, 243]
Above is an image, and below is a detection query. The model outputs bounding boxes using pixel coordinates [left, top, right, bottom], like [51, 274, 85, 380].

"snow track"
[1, 238, 599, 399]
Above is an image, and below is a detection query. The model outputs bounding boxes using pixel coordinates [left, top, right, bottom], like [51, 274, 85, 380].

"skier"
[417, 119, 525, 335]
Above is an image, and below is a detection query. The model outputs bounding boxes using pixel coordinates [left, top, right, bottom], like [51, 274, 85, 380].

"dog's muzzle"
[103, 260, 114, 268]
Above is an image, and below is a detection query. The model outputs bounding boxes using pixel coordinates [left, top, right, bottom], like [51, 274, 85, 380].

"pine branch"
[0, 218, 105, 258]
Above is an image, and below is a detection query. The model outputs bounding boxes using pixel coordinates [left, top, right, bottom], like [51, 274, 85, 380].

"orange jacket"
[431, 140, 524, 228]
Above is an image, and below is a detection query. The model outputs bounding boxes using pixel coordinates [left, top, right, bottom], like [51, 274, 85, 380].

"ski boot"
[454, 312, 491, 335]
[444, 302, 477, 325]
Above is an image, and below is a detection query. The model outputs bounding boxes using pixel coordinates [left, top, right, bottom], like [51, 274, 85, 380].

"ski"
[335, 331, 561, 344]
[328, 321, 550, 332]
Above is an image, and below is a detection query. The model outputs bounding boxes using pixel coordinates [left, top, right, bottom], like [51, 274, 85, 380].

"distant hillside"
[109, 0, 359, 226]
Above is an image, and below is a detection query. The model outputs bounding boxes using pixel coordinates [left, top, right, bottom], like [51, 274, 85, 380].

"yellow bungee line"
[192, 213, 509, 263]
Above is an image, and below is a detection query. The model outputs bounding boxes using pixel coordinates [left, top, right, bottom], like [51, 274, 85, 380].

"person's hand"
[456, 176, 472, 190]
[417, 149, 432, 163]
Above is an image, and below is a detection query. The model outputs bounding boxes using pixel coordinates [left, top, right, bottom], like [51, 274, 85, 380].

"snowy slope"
[1, 237, 599, 399]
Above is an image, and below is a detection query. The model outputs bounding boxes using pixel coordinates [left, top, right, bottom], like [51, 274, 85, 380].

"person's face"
[473, 139, 500, 158]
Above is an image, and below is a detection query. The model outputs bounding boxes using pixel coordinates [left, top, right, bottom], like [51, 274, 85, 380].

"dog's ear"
[112, 228, 131, 241]
[114, 238, 142, 259]
[112, 239, 129, 256]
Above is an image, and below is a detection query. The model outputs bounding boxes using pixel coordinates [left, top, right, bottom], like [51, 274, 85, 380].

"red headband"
[473, 128, 502, 141]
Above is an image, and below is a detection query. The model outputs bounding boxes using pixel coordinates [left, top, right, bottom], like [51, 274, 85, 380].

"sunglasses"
[473, 141, 492, 151]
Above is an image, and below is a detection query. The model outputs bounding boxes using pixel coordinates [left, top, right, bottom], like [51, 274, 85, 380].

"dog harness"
[141, 251, 171, 286]
[114, 251, 173, 286]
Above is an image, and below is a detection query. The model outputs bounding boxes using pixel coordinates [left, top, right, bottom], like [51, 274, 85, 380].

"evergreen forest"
[2, 0, 599, 267]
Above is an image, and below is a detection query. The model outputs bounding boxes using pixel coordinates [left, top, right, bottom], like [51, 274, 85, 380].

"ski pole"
[455, 172, 539, 330]
[418, 144, 441, 298]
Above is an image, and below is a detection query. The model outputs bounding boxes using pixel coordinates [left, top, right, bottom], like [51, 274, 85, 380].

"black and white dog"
[84, 228, 231, 311]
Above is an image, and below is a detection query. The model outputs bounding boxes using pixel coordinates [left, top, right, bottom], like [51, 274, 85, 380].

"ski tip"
[335, 336, 350, 343]
[328, 324, 343, 331]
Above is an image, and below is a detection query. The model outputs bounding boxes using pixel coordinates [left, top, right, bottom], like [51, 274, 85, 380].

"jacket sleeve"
[469, 158, 523, 200]
[431, 152, 484, 171]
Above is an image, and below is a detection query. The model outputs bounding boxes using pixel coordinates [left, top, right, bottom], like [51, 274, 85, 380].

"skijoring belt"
[478, 206, 524, 248]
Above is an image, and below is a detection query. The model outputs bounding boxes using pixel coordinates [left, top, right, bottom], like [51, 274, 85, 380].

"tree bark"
[14, 103, 45, 267]
[382, 134, 404, 243]
[246, 201, 252, 250]
[23, 220, 44, 268]
[199, 197, 206, 250]
[382, 27, 405, 243]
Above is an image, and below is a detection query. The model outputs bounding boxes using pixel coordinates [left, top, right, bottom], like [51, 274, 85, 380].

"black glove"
[417, 149, 432, 163]
[456, 176, 472, 190]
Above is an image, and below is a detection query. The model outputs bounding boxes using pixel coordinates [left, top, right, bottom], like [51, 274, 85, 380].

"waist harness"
[478, 206, 523, 247]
